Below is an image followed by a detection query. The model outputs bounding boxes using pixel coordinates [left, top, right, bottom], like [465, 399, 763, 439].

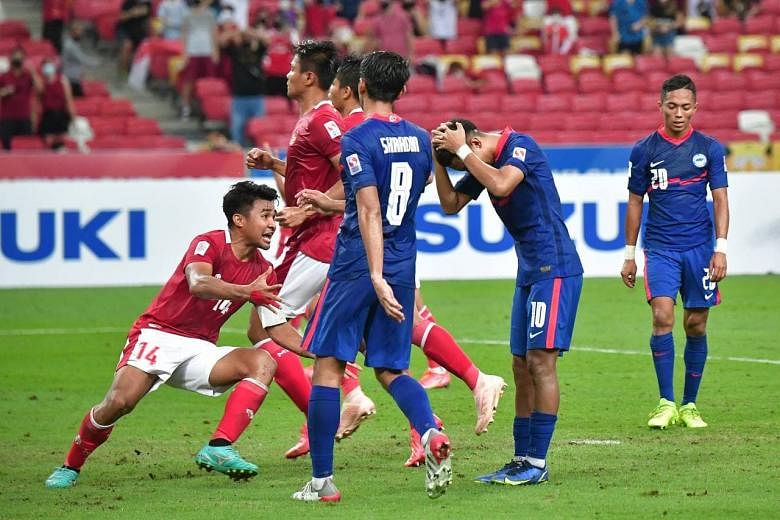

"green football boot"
[195, 444, 258, 481]
[679, 403, 708, 428]
[647, 398, 679, 429]
[45, 466, 79, 489]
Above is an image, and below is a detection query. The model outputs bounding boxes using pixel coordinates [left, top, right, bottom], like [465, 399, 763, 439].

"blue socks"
[308, 385, 340, 478]
[650, 332, 675, 401]
[683, 335, 708, 405]
[527, 411, 557, 464]
[513, 416, 530, 459]
[387, 375, 437, 436]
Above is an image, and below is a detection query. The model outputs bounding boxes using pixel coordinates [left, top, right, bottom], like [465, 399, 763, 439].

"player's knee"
[103, 392, 137, 418]
[525, 352, 556, 380]
[651, 307, 674, 330]
[684, 314, 707, 336]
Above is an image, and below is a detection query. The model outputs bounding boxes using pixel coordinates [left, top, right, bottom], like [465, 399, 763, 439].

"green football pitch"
[1, 276, 778, 519]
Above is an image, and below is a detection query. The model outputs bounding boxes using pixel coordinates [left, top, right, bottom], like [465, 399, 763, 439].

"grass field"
[1, 276, 778, 519]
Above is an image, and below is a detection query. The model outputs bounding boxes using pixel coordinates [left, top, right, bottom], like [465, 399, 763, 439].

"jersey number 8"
[386, 162, 413, 226]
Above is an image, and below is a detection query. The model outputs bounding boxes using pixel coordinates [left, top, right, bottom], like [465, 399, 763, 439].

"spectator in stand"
[39, 59, 76, 150]
[336, 0, 361, 23]
[180, 0, 219, 119]
[259, 12, 297, 97]
[717, 0, 759, 20]
[445, 60, 486, 90]
[402, 0, 427, 37]
[610, 0, 649, 55]
[690, 0, 716, 20]
[221, 0, 250, 29]
[221, 23, 269, 146]
[117, 0, 153, 75]
[303, 0, 336, 39]
[482, 0, 514, 55]
[428, 0, 458, 48]
[370, 0, 414, 58]
[0, 48, 43, 150]
[62, 21, 101, 98]
[649, 0, 684, 57]
[157, 0, 188, 40]
[42, 0, 69, 54]
[543, 2, 578, 54]
[468, 0, 484, 19]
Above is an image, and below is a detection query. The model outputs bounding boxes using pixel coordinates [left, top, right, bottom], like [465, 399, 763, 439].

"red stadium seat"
[148, 136, 186, 149]
[611, 70, 646, 93]
[100, 99, 136, 117]
[634, 55, 666, 74]
[479, 72, 508, 94]
[429, 95, 466, 114]
[744, 15, 776, 34]
[21, 39, 57, 57]
[694, 110, 738, 130]
[10, 135, 46, 150]
[710, 90, 745, 110]
[576, 35, 609, 55]
[0, 20, 31, 41]
[509, 77, 544, 94]
[528, 113, 566, 131]
[666, 56, 697, 74]
[194, 77, 229, 100]
[500, 93, 540, 113]
[458, 18, 482, 38]
[446, 36, 478, 55]
[72, 0, 121, 20]
[578, 16, 611, 36]
[709, 70, 748, 90]
[639, 94, 660, 112]
[544, 71, 577, 93]
[468, 113, 505, 131]
[763, 54, 780, 71]
[464, 94, 501, 114]
[395, 94, 431, 114]
[537, 55, 569, 75]
[81, 80, 110, 97]
[577, 70, 611, 94]
[564, 113, 600, 131]
[265, 96, 293, 115]
[599, 112, 638, 131]
[406, 74, 438, 94]
[404, 112, 441, 133]
[413, 37, 444, 57]
[201, 96, 230, 123]
[536, 94, 573, 113]
[88, 117, 128, 136]
[710, 18, 742, 34]
[125, 117, 162, 136]
[439, 75, 472, 94]
[743, 90, 778, 110]
[607, 92, 641, 109]
[73, 98, 103, 117]
[745, 70, 779, 90]
[703, 33, 739, 53]
[571, 93, 607, 112]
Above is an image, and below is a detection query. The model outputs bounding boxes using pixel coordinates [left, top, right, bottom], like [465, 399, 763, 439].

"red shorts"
[179, 56, 216, 82]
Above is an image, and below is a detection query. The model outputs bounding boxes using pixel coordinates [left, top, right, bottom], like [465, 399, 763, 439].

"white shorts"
[260, 251, 329, 328]
[119, 327, 237, 396]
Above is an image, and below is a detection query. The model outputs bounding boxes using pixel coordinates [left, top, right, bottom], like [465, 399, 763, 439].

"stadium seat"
[537, 54, 569, 75]
[710, 17, 742, 34]
[509, 77, 544, 94]
[100, 99, 136, 117]
[578, 15, 611, 36]
[762, 0, 780, 15]
[88, 117, 128, 136]
[10, 135, 46, 150]
[265, 96, 293, 115]
[395, 93, 430, 114]
[536, 94, 573, 113]
[508, 35, 543, 54]
[737, 34, 769, 53]
[504, 54, 541, 80]
[429, 95, 465, 114]
[464, 94, 501, 114]
[21, 39, 57, 57]
[446, 36, 478, 55]
[576, 35, 609, 55]
[149, 136, 186, 149]
[744, 70, 777, 91]
[439, 75, 472, 94]
[577, 70, 611, 93]
[699, 53, 732, 72]
[72, 0, 121, 20]
[125, 117, 162, 136]
[744, 15, 775, 34]
[634, 54, 666, 74]
[471, 54, 503, 73]
[733, 53, 764, 72]
[673, 35, 707, 62]
[500, 93, 540, 113]
[564, 113, 600, 131]
[413, 37, 445, 57]
[695, 110, 738, 130]
[528, 113, 566, 131]
[74, 98, 103, 117]
[201, 96, 230, 123]
[666, 56, 698, 74]
[0, 20, 30, 40]
[611, 70, 646, 93]
[480, 72, 509, 94]
[544, 71, 577, 93]
[602, 53, 635, 75]
[569, 54, 601, 75]
[684, 16, 712, 35]
[639, 94, 660, 112]
[406, 74, 438, 94]
[194, 78, 229, 99]
[710, 70, 748, 90]
[571, 93, 607, 112]
[738, 110, 776, 141]
[458, 18, 482, 38]
[468, 113, 505, 132]
[606, 92, 640, 110]
[81, 80, 110, 97]
[703, 33, 739, 53]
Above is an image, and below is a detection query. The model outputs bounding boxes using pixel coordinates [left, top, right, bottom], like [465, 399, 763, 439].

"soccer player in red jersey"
[45, 182, 309, 489]
[300, 54, 506, 468]
[245, 41, 375, 459]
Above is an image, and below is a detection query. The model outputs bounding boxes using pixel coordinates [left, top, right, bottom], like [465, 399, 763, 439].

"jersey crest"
[346, 153, 362, 175]
[324, 120, 342, 139]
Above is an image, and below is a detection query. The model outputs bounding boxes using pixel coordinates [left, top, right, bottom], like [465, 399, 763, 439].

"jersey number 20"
[387, 162, 413, 225]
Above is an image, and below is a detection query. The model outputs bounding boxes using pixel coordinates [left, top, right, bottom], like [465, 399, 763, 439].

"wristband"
[455, 144, 472, 161]
[624, 245, 636, 260]
[715, 237, 728, 254]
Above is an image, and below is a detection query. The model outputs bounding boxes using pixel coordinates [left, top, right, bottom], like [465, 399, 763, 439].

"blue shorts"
[302, 277, 415, 370]
[510, 275, 582, 357]
[643, 243, 722, 309]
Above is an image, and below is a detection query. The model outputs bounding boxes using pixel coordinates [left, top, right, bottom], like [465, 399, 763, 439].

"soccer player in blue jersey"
[291, 50, 452, 503]
[431, 119, 583, 487]
[620, 74, 729, 429]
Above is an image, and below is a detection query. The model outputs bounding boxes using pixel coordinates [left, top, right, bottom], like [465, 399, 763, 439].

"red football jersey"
[341, 107, 365, 131]
[285, 100, 343, 263]
[132, 229, 274, 343]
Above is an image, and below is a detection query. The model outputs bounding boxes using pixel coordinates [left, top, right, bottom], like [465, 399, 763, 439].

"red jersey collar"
[348, 107, 364, 115]
[495, 127, 514, 158]
[313, 99, 333, 110]
[658, 124, 693, 145]
[368, 112, 402, 122]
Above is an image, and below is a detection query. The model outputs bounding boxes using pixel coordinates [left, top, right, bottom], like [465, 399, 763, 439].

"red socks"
[257, 339, 311, 414]
[413, 320, 480, 390]
[64, 409, 114, 470]
[212, 378, 268, 442]
[341, 362, 362, 397]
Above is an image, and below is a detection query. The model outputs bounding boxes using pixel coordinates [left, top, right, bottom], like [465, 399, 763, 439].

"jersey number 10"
[387, 162, 413, 226]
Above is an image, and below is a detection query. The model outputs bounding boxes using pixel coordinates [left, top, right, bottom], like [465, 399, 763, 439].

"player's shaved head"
[661, 74, 696, 102]
[434, 119, 479, 168]
[360, 51, 409, 103]
[336, 54, 362, 102]
[223, 181, 278, 227]
[295, 40, 338, 91]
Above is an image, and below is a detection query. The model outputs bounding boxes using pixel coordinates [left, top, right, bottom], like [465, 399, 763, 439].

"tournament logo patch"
[194, 240, 210, 256]
[346, 153, 362, 175]
[512, 147, 527, 161]
[692, 153, 707, 168]
[324, 120, 342, 139]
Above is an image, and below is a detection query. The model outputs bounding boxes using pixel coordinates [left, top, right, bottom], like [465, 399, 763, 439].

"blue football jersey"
[329, 114, 432, 287]
[627, 127, 728, 251]
[455, 129, 583, 286]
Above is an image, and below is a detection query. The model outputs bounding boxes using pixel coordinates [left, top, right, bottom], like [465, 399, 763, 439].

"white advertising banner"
[1, 174, 778, 288]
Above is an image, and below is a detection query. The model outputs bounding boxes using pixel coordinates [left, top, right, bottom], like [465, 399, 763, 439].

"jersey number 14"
[387, 162, 413, 225]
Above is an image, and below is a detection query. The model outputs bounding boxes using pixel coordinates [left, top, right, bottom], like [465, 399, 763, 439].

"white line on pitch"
[1, 328, 778, 366]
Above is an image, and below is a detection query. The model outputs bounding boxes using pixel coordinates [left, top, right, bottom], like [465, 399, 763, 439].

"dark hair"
[336, 54, 362, 102]
[360, 51, 410, 103]
[434, 119, 479, 167]
[661, 74, 696, 101]
[223, 181, 278, 227]
[295, 40, 338, 91]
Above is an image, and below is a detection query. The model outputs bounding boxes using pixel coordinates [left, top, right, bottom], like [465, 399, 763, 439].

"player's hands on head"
[620, 260, 637, 288]
[248, 266, 282, 309]
[431, 121, 466, 153]
[709, 252, 727, 283]
[275, 206, 309, 228]
[246, 147, 276, 169]
[371, 276, 404, 322]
